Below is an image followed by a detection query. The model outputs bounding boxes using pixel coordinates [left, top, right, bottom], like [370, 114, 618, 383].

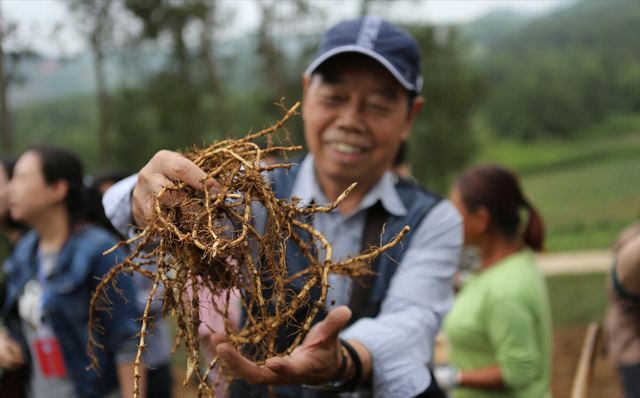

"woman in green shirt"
[436, 164, 553, 398]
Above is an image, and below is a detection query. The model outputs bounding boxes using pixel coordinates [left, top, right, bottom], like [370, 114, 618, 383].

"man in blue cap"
[104, 16, 462, 398]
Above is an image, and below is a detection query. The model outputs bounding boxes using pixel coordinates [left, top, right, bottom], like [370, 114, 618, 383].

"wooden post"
[570, 322, 602, 398]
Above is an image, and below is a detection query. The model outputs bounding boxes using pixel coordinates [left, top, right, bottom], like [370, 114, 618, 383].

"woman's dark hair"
[29, 145, 116, 233]
[1, 155, 17, 179]
[455, 164, 545, 251]
[91, 168, 129, 190]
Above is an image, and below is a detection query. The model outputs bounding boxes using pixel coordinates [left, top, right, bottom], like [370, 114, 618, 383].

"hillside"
[475, 1, 640, 139]
[475, 133, 640, 251]
[464, 1, 640, 250]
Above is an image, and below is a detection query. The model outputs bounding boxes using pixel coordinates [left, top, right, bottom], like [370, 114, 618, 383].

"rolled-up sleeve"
[103, 173, 139, 239]
[341, 200, 463, 398]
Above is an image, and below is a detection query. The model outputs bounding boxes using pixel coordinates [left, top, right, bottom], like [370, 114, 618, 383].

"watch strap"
[301, 339, 363, 393]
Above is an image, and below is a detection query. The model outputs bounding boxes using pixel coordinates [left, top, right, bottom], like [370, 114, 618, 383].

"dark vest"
[231, 163, 441, 398]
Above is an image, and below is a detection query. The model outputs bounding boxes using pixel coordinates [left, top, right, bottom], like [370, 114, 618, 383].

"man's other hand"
[212, 306, 352, 386]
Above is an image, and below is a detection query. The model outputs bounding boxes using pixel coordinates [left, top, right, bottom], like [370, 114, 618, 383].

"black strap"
[346, 202, 388, 328]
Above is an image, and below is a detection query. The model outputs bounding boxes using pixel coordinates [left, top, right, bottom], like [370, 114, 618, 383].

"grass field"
[546, 272, 609, 329]
[474, 132, 640, 251]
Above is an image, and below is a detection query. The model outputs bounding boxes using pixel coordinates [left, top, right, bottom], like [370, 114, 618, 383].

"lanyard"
[36, 251, 50, 333]
[36, 249, 61, 335]
[36, 240, 67, 287]
[37, 251, 49, 287]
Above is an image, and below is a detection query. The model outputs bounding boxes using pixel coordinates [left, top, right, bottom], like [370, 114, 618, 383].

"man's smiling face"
[302, 53, 422, 193]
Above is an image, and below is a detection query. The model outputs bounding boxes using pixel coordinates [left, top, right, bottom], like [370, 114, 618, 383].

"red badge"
[34, 337, 67, 378]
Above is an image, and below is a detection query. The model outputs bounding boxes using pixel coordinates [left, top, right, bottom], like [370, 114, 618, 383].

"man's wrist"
[302, 339, 362, 393]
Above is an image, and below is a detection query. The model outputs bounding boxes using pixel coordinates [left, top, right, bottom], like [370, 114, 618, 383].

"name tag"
[34, 336, 67, 378]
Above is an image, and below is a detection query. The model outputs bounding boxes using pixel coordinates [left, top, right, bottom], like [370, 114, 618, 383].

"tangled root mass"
[87, 101, 409, 397]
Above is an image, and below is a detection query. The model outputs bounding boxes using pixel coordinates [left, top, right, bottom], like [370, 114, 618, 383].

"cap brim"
[304, 45, 422, 92]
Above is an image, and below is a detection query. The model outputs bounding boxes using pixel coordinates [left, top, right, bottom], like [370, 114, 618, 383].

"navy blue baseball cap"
[304, 16, 423, 93]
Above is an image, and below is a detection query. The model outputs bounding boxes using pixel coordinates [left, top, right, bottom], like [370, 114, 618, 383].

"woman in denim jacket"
[0, 146, 144, 398]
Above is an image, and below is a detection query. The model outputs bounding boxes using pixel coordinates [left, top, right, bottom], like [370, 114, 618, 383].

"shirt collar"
[290, 153, 407, 217]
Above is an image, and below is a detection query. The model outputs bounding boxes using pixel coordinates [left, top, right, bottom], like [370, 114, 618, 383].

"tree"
[252, 0, 325, 145]
[197, 0, 232, 135]
[479, 1, 640, 139]
[0, 4, 30, 155]
[124, 0, 214, 147]
[407, 25, 486, 193]
[0, 5, 11, 154]
[68, 0, 116, 167]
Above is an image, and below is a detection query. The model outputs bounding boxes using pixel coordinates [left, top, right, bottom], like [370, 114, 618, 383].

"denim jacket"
[1, 224, 141, 398]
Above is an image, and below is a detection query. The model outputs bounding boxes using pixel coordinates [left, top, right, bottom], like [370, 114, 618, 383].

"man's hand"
[212, 306, 352, 386]
[132, 150, 220, 227]
[0, 329, 25, 370]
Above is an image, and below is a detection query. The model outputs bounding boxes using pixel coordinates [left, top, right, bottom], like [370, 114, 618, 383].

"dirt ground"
[553, 326, 622, 398]
[172, 326, 624, 398]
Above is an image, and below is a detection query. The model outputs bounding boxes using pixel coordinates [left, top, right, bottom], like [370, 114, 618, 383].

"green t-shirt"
[443, 250, 553, 398]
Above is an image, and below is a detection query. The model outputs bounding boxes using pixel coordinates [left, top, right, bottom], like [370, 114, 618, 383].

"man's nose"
[336, 101, 365, 133]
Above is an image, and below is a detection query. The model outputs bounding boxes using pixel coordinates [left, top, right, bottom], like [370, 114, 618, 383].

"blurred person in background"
[0, 155, 29, 398]
[0, 146, 145, 398]
[92, 169, 174, 398]
[92, 169, 131, 196]
[605, 218, 640, 398]
[197, 285, 241, 397]
[0, 156, 28, 248]
[435, 164, 552, 398]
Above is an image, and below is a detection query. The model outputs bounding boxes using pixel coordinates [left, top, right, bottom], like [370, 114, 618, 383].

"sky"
[2, 0, 577, 57]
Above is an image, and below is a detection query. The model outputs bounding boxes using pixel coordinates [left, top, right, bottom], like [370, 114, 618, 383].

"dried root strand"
[88, 101, 408, 397]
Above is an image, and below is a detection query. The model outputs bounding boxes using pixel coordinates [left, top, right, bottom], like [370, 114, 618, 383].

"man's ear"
[473, 205, 491, 234]
[400, 96, 425, 141]
[48, 179, 69, 205]
[301, 74, 312, 120]
[302, 74, 312, 92]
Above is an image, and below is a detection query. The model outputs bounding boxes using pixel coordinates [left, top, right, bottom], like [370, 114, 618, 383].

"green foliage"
[406, 25, 486, 193]
[475, 132, 640, 251]
[9, 9, 482, 193]
[12, 95, 100, 172]
[476, 129, 640, 175]
[580, 113, 640, 139]
[479, 1, 640, 140]
[461, 10, 528, 49]
[546, 272, 608, 328]
[524, 156, 640, 251]
[108, 0, 312, 163]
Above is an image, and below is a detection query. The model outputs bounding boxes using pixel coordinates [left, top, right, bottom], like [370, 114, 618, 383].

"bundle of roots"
[87, 101, 409, 397]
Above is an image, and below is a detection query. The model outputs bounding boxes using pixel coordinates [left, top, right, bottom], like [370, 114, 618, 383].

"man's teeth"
[331, 142, 363, 154]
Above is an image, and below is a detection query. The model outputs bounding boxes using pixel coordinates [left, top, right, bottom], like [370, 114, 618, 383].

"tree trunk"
[94, 46, 110, 167]
[93, 0, 112, 168]
[0, 5, 11, 155]
[200, 1, 231, 135]
[258, 1, 287, 97]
